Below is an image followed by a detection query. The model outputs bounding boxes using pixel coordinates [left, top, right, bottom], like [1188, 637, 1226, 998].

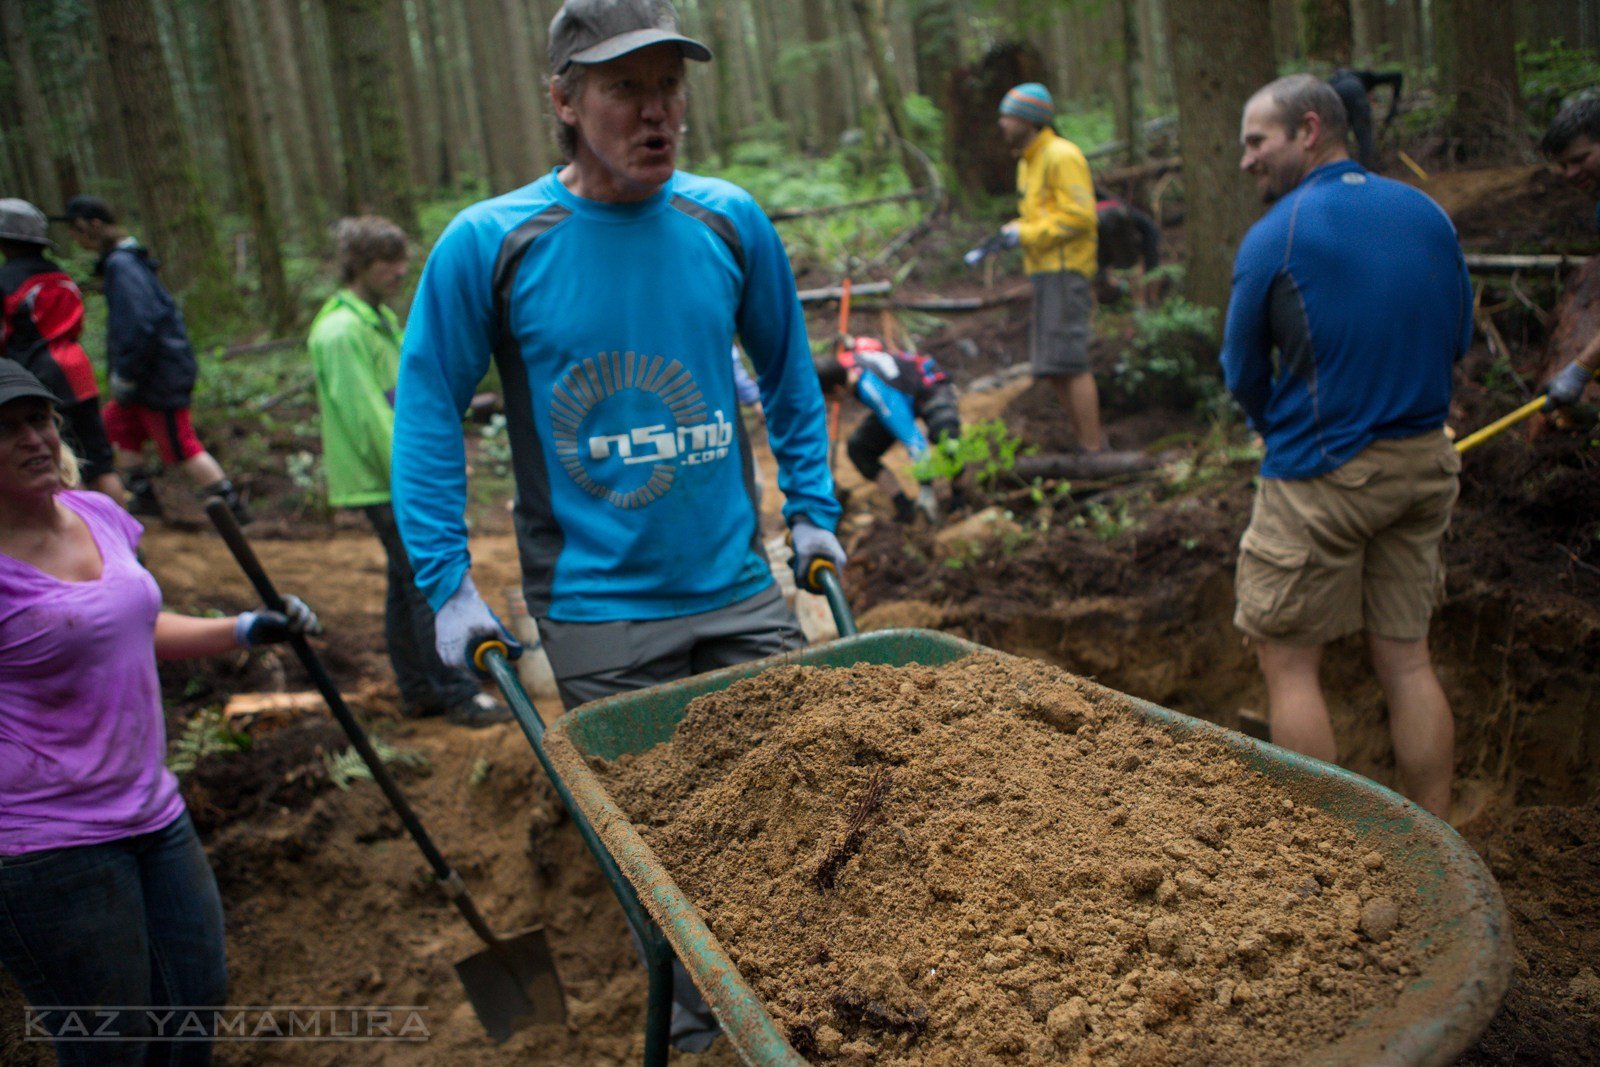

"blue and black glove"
[236, 595, 323, 646]
[1544, 361, 1594, 409]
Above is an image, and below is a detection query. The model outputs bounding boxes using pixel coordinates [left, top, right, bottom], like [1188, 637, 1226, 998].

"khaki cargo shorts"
[1234, 431, 1461, 645]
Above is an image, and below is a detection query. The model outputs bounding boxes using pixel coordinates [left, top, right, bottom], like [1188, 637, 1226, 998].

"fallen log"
[1013, 449, 1165, 481]
[797, 280, 892, 303]
[1464, 253, 1591, 273]
[767, 189, 931, 221]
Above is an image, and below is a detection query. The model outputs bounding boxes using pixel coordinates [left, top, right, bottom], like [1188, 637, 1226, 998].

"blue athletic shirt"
[1221, 160, 1473, 481]
[392, 169, 839, 622]
[854, 370, 928, 457]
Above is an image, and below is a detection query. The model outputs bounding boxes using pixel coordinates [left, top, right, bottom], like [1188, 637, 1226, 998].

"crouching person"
[817, 337, 962, 523]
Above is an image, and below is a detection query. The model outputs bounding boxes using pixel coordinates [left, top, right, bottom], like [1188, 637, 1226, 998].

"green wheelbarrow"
[481, 569, 1512, 1065]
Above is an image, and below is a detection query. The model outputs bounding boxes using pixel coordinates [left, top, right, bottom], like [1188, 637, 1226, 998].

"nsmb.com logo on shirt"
[550, 350, 734, 509]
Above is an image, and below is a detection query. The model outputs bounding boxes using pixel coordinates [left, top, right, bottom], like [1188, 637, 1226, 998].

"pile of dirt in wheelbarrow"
[602, 654, 1429, 1064]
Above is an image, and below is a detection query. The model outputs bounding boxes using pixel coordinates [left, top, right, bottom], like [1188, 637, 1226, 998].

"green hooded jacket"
[307, 289, 402, 507]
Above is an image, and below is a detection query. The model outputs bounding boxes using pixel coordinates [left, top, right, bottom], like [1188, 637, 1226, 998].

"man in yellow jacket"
[999, 82, 1102, 452]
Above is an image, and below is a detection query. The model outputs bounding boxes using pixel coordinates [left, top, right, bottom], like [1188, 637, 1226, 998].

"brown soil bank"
[602, 656, 1441, 1065]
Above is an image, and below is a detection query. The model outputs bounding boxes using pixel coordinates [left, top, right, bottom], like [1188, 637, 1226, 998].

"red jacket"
[1, 254, 98, 403]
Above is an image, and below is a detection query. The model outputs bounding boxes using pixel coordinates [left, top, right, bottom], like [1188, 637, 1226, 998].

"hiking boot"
[123, 470, 164, 519]
[444, 693, 513, 728]
[891, 491, 916, 525]
[202, 479, 253, 525]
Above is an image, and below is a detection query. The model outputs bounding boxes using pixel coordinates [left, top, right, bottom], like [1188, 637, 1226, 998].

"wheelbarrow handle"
[809, 561, 858, 637]
[203, 499, 501, 943]
[1455, 395, 1547, 454]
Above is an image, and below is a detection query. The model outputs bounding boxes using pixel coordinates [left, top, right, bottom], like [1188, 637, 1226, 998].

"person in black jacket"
[57, 195, 250, 523]
[1327, 68, 1402, 168]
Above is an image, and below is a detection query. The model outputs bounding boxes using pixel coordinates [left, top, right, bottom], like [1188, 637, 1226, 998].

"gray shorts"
[1030, 270, 1093, 377]
[537, 583, 805, 710]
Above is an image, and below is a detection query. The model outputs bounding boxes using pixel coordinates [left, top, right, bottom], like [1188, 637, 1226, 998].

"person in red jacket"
[0, 199, 122, 498]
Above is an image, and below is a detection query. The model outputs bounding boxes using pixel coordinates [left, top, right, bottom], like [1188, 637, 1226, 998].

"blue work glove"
[236, 595, 323, 647]
[109, 373, 138, 404]
[1544, 361, 1594, 409]
[433, 574, 523, 672]
[791, 519, 847, 593]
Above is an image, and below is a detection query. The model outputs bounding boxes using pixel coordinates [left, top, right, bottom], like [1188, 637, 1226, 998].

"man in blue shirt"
[1539, 96, 1600, 408]
[1223, 74, 1472, 820]
[393, 0, 844, 717]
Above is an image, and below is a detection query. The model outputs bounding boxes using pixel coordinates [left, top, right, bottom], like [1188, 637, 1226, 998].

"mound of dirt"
[603, 656, 1428, 1064]
[1415, 165, 1600, 254]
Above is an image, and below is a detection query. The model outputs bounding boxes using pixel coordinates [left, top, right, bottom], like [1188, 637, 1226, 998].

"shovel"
[1455, 395, 1548, 454]
[203, 499, 565, 1043]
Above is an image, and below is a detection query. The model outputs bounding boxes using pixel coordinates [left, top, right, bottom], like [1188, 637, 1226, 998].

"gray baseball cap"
[0, 360, 60, 409]
[548, 0, 711, 74]
[0, 198, 52, 247]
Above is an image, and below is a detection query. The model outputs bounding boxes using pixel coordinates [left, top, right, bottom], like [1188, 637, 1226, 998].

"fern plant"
[168, 707, 251, 776]
[323, 738, 430, 791]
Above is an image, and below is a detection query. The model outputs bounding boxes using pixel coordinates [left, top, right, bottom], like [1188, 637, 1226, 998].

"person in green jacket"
[308, 217, 510, 728]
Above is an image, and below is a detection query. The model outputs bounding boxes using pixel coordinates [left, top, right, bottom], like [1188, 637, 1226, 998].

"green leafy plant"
[324, 738, 430, 792]
[912, 419, 1033, 489]
[1107, 296, 1223, 413]
[168, 707, 251, 776]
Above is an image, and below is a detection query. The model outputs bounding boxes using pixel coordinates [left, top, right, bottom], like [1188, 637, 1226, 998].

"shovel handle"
[203, 500, 496, 935]
[1455, 395, 1547, 454]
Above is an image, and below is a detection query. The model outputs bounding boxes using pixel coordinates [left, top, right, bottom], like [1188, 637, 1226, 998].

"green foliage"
[1073, 498, 1138, 540]
[168, 707, 251, 777]
[1053, 104, 1117, 154]
[324, 737, 430, 792]
[1107, 297, 1224, 413]
[1519, 41, 1600, 125]
[912, 419, 1033, 488]
[478, 414, 512, 477]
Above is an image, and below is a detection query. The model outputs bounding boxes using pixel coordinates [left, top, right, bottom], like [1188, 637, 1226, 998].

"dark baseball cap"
[0, 360, 60, 409]
[548, 0, 711, 74]
[50, 194, 117, 224]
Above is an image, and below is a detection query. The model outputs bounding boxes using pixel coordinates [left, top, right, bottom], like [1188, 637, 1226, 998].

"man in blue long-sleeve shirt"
[1222, 74, 1472, 819]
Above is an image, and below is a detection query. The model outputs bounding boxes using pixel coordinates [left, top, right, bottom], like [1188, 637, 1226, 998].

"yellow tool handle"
[807, 557, 838, 590]
[1454, 395, 1547, 454]
[472, 638, 510, 675]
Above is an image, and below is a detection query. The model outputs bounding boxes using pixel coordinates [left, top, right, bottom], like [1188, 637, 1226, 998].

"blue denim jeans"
[362, 503, 481, 713]
[0, 811, 227, 1066]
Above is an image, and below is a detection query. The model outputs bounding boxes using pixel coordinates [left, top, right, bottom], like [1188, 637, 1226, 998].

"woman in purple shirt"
[0, 362, 319, 1066]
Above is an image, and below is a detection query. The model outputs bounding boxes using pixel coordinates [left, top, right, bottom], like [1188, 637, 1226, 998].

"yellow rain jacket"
[1013, 127, 1098, 278]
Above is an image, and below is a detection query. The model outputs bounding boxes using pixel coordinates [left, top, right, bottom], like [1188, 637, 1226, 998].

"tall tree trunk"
[1300, 0, 1352, 65]
[1167, 0, 1276, 314]
[804, 0, 847, 152]
[92, 0, 233, 305]
[0, 0, 62, 209]
[1117, 0, 1145, 163]
[849, 0, 925, 188]
[499, 0, 550, 179]
[1434, 0, 1521, 157]
[911, 0, 959, 120]
[214, 0, 292, 332]
[463, 0, 519, 192]
[414, 0, 457, 187]
[323, 0, 417, 228]
[386, 1, 431, 190]
[284, 0, 344, 210]
[259, 0, 323, 237]
[234, 0, 305, 245]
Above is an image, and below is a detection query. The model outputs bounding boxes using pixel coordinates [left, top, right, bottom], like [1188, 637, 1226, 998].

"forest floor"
[2, 162, 1599, 1065]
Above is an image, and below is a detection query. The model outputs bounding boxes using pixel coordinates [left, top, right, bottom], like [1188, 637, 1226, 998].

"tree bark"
[1300, 0, 1352, 65]
[1435, 0, 1521, 157]
[1167, 0, 1276, 315]
[804, 0, 848, 152]
[413, 0, 456, 187]
[498, 0, 550, 178]
[1113, 0, 1145, 163]
[214, 0, 292, 332]
[323, 0, 417, 229]
[0, 0, 63, 210]
[386, 1, 432, 190]
[849, 0, 925, 188]
[92, 0, 233, 304]
[259, 0, 324, 237]
[463, 0, 520, 192]
[283, 0, 344, 210]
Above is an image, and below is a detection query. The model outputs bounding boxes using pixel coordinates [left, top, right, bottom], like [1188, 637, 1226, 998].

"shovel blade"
[454, 928, 566, 1043]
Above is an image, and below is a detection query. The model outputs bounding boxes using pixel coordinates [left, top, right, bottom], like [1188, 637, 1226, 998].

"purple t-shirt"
[0, 490, 183, 855]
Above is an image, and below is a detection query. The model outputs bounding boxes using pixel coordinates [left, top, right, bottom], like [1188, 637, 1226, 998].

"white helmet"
[0, 198, 52, 247]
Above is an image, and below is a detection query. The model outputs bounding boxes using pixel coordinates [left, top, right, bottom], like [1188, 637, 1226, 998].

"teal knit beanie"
[1000, 82, 1054, 125]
